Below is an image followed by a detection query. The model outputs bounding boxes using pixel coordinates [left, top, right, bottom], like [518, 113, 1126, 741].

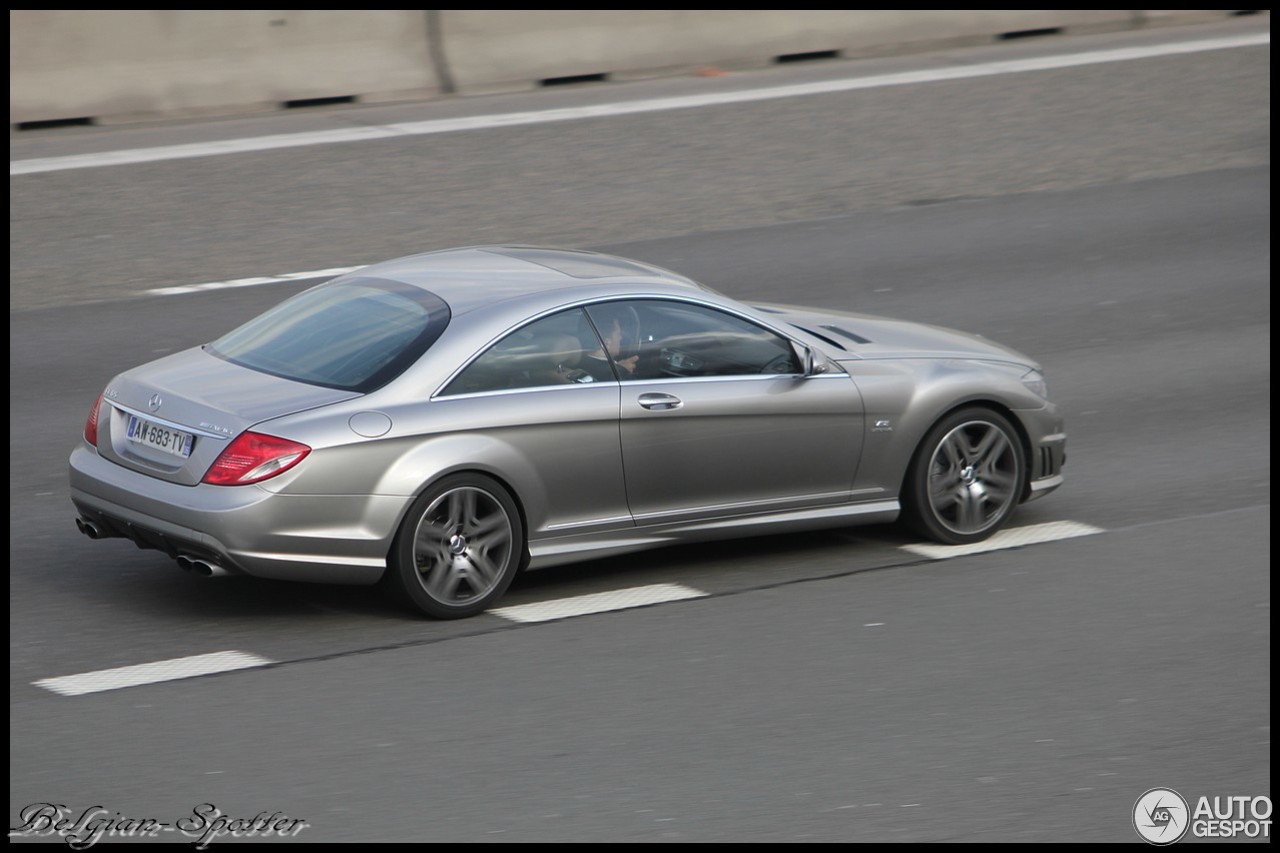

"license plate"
[125, 414, 194, 458]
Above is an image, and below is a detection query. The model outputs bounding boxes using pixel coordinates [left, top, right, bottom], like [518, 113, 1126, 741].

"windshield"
[208, 277, 450, 392]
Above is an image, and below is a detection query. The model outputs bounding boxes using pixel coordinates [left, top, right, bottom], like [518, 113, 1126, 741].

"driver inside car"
[585, 304, 642, 378]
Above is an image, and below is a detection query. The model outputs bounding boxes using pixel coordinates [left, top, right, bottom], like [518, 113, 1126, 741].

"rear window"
[208, 277, 450, 392]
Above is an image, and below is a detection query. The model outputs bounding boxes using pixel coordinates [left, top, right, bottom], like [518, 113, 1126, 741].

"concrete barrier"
[9, 10, 442, 125]
[8, 10, 1262, 126]
[439, 10, 1146, 93]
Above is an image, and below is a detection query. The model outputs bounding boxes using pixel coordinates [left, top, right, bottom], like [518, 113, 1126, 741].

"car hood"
[755, 303, 1039, 368]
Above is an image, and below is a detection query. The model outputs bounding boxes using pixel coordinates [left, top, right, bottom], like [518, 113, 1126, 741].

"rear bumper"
[69, 444, 405, 585]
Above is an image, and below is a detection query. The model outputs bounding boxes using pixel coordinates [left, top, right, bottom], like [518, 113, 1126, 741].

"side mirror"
[794, 343, 828, 377]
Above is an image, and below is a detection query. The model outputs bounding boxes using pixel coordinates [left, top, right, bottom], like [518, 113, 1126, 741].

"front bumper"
[1012, 404, 1066, 503]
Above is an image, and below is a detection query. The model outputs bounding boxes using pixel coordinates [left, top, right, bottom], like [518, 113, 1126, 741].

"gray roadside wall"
[8, 10, 1258, 127]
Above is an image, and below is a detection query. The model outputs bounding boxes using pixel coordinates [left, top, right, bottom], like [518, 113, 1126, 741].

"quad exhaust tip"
[76, 518, 230, 577]
[75, 517, 102, 540]
[175, 555, 229, 578]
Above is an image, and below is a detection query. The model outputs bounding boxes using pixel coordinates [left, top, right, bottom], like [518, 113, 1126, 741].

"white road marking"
[490, 582, 708, 623]
[901, 520, 1104, 559]
[33, 650, 274, 697]
[30, 520, 1104, 693]
[143, 266, 365, 297]
[10, 33, 1267, 177]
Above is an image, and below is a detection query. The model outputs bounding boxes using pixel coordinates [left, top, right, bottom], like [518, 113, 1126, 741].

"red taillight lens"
[202, 431, 310, 486]
[84, 394, 103, 447]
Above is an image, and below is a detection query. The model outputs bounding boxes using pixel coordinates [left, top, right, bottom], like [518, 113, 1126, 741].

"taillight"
[84, 394, 103, 447]
[202, 431, 310, 486]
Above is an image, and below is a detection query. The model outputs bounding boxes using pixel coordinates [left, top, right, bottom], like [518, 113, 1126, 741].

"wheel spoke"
[972, 426, 1006, 465]
[957, 489, 985, 529]
[929, 475, 957, 502]
[446, 489, 478, 530]
[420, 555, 454, 595]
[414, 520, 450, 554]
[982, 468, 1016, 493]
[469, 511, 509, 540]
[467, 553, 499, 590]
[414, 533, 450, 566]
[941, 434, 965, 469]
[470, 532, 511, 560]
[436, 565, 464, 600]
[462, 489, 479, 527]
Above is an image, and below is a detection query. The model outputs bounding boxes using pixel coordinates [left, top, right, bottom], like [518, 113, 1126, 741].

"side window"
[585, 300, 800, 381]
[442, 308, 614, 395]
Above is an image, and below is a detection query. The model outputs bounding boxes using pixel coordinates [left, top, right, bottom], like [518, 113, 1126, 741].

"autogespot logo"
[1134, 788, 1190, 845]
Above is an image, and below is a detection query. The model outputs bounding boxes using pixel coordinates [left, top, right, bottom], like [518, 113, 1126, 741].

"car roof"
[344, 246, 708, 315]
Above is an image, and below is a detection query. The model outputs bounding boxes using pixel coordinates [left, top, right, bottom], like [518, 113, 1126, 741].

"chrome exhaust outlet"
[75, 517, 102, 539]
[188, 559, 229, 578]
[175, 555, 228, 577]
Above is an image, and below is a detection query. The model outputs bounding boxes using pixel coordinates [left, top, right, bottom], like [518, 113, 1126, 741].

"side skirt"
[527, 499, 900, 569]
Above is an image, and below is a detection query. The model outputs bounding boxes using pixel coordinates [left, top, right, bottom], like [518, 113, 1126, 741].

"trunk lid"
[96, 345, 358, 485]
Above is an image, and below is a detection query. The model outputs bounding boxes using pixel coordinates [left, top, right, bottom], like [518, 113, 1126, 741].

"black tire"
[387, 473, 524, 619]
[902, 407, 1026, 545]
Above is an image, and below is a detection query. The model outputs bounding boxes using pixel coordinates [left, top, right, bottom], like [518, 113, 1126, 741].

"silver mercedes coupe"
[70, 246, 1066, 618]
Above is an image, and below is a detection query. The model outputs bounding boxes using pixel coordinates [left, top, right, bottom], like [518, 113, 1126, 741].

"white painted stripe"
[34, 651, 274, 697]
[491, 583, 708, 623]
[901, 520, 1104, 559]
[10, 33, 1267, 177]
[143, 265, 366, 297]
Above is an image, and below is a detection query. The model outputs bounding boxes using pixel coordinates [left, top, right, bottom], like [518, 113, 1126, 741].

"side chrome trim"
[544, 515, 635, 532]
[622, 372, 849, 389]
[671, 499, 899, 534]
[431, 381, 618, 402]
[434, 370, 850, 403]
[630, 490, 852, 523]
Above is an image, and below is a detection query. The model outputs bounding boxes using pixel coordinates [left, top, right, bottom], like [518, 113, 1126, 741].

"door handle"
[637, 392, 683, 411]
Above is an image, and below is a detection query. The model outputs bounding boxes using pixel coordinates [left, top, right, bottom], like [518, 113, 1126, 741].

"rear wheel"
[903, 407, 1025, 544]
[388, 474, 524, 618]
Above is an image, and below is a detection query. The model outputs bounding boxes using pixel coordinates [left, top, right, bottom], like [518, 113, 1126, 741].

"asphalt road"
[9, 18, 1270, 843]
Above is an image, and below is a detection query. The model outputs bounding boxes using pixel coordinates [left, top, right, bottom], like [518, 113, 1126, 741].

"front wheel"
[903, 408, 1026, 545]
[387, 474, 524, 618]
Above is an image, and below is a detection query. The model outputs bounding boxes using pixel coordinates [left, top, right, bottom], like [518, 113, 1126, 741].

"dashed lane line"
[33, 651, 275, 697]
[491, 582, 709, 623]
[899, 520, 1105, 559]
[32, 521, 1102, 695]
